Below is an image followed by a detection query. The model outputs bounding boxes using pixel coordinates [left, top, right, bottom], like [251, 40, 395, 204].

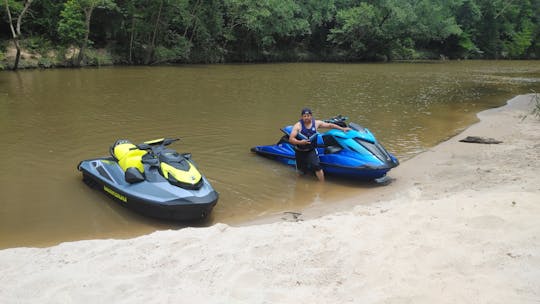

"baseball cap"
[301, 108, 312, 115]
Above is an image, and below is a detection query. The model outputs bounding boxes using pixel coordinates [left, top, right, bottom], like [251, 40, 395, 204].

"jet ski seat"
[322, 134, 343, 154]
[110, 139, 147, 183]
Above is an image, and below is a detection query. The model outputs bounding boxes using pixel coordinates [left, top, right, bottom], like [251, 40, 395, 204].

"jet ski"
[77, 138, 218, 221]
[251, 115, 399, 180]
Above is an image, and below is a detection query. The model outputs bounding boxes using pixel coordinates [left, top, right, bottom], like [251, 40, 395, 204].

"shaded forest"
[1, 0, 539, 69]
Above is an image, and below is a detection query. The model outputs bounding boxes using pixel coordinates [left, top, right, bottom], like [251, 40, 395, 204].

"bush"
[21, 37, 54, 54]
[152, 45, 190, 64]
[38, 57, 54, 68]
[83, 48, 113, 66]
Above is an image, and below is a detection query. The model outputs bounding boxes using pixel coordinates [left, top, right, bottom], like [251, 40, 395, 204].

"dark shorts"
[295, 149, 321, 173]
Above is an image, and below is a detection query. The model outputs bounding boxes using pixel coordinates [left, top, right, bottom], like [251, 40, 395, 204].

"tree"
[328, 0, 467, 60]
[184, 0, 224, 63]
[328, 1, 417, 60]
[3, 0, 540, 64]
[30, 0, 65, 42]
[57, 0, 116, 66]
[297, 0, 337, 58]
[222, 0, 309, 61]
[4, 0, 34, 70]
[117, 0, 193, 65]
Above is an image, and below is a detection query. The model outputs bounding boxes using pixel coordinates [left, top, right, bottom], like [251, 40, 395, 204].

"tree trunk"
[5, 0, 19, 70]
[183, 0, 201, 38]
[129, 10, 135, 63]
[16, 0, 33, 36]
[4, 0, 32, 70]
[188, 0, 202, 45]
[76, 7, 94, 67]
[145, 0, 163, 65]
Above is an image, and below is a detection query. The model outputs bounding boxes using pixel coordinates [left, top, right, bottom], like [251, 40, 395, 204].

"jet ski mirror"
[135, 143, 151, 150]
[163, 138, 180, 146]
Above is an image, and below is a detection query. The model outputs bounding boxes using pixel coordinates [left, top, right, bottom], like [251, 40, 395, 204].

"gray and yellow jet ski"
[77, 138, 218, 221]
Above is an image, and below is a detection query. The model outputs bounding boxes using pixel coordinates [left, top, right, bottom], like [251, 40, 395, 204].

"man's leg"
[295, 151, 307, 175]
[308, 149, 324, 182]
[308, 150, 324, 182]
[315, 169, 325, 182]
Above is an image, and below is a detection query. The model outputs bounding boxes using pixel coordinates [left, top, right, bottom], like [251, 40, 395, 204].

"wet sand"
[1, 94, 539, 303]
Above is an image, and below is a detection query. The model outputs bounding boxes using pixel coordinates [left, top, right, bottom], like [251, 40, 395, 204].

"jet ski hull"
[251, 146, 396, 180]
[78, 157, 218, 221]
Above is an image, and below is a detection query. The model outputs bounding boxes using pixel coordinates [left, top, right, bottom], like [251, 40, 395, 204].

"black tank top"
[295, 119, 317, 151]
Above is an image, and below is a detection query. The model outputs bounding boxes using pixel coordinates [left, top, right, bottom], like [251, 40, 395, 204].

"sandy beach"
[1, 94, 539, 304]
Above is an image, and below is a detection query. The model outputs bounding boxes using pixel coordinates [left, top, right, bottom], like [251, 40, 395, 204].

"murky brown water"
[1, 61, 539, 248]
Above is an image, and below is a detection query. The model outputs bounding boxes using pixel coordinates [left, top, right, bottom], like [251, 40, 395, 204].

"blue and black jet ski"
[77, 138, 218, 221]
[251, 115, 399, 180]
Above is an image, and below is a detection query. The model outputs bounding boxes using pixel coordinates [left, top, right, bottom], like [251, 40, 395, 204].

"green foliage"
[2, 0, 540, 64]
[223, 0, 309, 61]
[3, 0, 24, 16]
[21, 37, 54, 54]
[458, 32, 478, 53]
[152, 45, 188, 64]
[31, 1, 66, 40]
[328, 4, 378, 57]
[83, 48, 113, 66]
[328, 0, 447, 60]
[0, 51, 5, 70]
[37, 56, 54, 68]
[57, 0, 117, 46]
[57, 0, 86, 44]
[503, 19, 534, 58]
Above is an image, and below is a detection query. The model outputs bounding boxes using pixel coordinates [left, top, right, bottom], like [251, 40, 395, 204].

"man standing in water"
[289, 108, 351, 182]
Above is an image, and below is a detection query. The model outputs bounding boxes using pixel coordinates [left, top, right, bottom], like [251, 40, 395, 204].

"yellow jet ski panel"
[111, 140, 147, 174]
[118, 149, 147, 173]
[160, 161, 202, 189]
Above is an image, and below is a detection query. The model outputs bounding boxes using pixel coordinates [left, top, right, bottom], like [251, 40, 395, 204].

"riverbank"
[2, 44, 114, 70]
[1, 94, 539, 303]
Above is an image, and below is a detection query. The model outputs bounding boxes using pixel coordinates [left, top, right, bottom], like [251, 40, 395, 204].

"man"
[289, 108, 351, 182]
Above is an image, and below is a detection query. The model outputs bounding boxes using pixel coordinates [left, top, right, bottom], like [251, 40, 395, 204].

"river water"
[1, 61, 539, 248]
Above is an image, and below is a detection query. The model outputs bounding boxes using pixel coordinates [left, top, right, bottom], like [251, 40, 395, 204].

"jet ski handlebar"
[323, 115, 366, 132]
[144, 138, 179, 146]
[132, 138, 180, 151]
[323, 115, 349, 127]
[161, 138, 180, 146]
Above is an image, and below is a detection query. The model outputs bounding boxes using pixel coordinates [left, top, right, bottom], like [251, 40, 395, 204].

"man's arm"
[316, 120, 351, 132]
[289, 123, 310, 145]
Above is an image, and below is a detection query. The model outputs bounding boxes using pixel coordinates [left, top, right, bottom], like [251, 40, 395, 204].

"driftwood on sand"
[459, 136, 503, 144]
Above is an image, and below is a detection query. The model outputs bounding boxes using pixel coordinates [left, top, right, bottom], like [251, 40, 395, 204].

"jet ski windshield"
[352, 138, 394, 163]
